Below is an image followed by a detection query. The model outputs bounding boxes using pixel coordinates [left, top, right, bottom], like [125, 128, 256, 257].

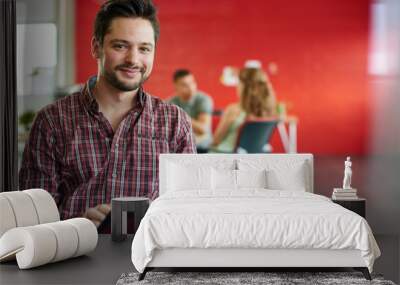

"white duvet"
[131, 190, 380, 273]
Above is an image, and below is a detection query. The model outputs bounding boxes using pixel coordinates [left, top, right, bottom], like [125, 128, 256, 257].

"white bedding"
[131, 190, 380, 273]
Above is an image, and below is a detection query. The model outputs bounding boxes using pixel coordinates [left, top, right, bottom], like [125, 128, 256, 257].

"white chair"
[0, 189, 98, 269]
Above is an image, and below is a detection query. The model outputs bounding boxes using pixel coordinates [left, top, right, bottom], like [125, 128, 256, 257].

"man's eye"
[140, 47, 151, 53]
[114, 44, 126, 50]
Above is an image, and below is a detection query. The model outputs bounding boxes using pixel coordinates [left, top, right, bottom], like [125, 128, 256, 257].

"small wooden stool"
[111, 197, 149, 242]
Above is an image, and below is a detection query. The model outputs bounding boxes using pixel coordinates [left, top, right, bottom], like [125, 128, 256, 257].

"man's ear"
[91, 37, 101, 59]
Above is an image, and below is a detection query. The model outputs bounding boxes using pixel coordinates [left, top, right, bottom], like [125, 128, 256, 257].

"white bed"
[131, 154, 380, 280]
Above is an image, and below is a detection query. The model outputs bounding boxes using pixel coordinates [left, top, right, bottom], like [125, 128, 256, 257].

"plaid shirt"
[19, 77, 196, 219]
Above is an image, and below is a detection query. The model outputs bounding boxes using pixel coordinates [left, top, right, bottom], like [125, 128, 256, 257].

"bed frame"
[139, 154, 371, 280]
[141, 248, 370, 280]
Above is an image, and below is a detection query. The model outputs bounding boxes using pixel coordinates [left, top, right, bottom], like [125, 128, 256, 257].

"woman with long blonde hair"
[211, 68, 277, 152]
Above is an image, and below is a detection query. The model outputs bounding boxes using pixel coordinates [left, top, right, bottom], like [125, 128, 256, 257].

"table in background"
[276, 115, 298, 153]
[0, 235, 133, 285]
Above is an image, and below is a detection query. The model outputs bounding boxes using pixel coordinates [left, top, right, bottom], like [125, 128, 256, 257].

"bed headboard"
[159, 154, 314, 195]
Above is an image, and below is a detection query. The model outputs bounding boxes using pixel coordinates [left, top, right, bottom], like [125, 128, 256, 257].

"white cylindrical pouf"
[0, 196, 17, 237]
[0, 192, 39, 227]
[23, 189, 60, 223]
[65, 218, 98, 257]
[42, 221, 79, 262]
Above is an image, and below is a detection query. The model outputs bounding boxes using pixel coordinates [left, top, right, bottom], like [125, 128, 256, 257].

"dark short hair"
[173, 69, 192, 82]
[94, 0, 160, 45]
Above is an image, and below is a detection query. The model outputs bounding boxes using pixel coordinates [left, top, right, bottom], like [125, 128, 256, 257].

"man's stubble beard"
[103, 66, 149, 92]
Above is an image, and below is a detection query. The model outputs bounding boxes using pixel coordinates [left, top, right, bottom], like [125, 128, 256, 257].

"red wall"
[75, 0, 370, 155]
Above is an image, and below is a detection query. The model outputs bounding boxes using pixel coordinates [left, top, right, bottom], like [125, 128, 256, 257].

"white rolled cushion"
[65, 218, 98, 257]
[23, 189, 60, 223]
[0, 196, 17, 238]
[0, 218, 97, 269]
[212, 168, 237, 191]
[0, 226, 57, 269]
[167, 163, 212, 191]
[236, 169, 267, 189]
[42, 221, 79, 262]
[0, 191, 39, 227]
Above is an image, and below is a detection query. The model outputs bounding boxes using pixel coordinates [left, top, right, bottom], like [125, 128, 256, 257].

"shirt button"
[115, 143, 119, 148]
[112, 173, 117, 178]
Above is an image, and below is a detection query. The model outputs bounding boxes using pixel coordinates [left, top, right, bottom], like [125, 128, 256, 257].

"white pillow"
[266, 167, 306, 191]
[167, 163, 212, 191]
[236, 169, 268, 189]
[212, 168, 237, 191]
[237, 159, 308, 191]
[211, 169, 268, 191]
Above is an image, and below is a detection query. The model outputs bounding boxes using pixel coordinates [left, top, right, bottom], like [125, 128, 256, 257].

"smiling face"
[92, 17, 155, 92]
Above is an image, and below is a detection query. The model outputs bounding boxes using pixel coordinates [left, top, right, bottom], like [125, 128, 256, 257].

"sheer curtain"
[0, 0, 18, 192]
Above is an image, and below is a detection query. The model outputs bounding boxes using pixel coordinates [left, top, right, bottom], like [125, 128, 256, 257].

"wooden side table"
[332, 198, 366, 218]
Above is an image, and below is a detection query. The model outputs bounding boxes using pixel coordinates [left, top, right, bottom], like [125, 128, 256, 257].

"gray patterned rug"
[116, 271, 396, 285]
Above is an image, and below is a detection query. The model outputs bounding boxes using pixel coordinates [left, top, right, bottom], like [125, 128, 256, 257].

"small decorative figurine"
[342, 156, 352, 189]
[332, 156, 357, 199]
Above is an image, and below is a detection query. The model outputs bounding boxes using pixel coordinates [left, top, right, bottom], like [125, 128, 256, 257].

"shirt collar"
[81, 76, 145, 113]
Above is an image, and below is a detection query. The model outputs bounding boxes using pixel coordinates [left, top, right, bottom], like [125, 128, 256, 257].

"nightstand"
[332, 198, 366, 218]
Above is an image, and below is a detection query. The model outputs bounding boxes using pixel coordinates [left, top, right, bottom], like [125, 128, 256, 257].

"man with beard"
[19, 0, 196, 228]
